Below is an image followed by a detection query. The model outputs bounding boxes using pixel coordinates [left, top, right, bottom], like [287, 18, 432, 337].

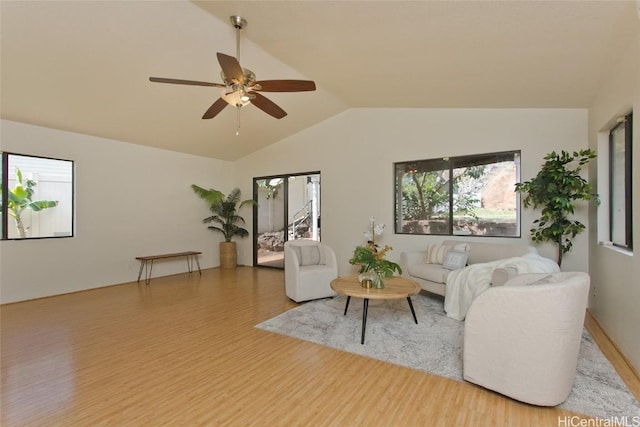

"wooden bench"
[136, 251, 202, 285]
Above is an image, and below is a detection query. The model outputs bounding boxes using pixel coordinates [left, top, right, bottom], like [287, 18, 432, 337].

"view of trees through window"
[395, 151, 520, 237]
[1, 153, 74, 240]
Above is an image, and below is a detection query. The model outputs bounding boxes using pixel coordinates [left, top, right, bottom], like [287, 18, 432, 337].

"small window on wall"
[394, 151, 521, 237]
[609, 112, 632, 250]
[1, 153, 74, 240]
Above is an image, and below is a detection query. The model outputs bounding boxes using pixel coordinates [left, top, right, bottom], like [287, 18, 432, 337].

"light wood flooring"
[1, 267, 638, 426]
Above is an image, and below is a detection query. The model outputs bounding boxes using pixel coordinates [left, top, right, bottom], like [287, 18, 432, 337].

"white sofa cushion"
[450, 240, 534, 265]
[504, 272, 574, 287]
[407, 263, 451, 283]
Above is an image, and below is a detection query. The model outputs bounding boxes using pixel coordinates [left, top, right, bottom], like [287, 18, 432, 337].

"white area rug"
[256, 294, 640, 421]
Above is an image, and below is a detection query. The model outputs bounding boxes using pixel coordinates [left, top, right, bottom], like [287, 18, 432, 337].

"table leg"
[343, 296, 351, 315]
[407, 297, 418, 324]
[361, 298, 369, 344]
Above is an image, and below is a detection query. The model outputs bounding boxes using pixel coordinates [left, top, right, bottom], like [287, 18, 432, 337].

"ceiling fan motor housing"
[220, 69, 256, 85]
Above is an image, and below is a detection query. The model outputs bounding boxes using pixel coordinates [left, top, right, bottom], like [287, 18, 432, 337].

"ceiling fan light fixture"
[221, 88, 251, 108]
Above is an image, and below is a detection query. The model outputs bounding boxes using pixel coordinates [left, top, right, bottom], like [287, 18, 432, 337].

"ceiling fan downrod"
[230, 15, 247, 136]
[230, 16, 247, 62]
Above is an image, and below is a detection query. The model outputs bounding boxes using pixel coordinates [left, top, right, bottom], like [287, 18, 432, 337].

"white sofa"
[399, 239, 536, 296]
[463, 272, 590, 406]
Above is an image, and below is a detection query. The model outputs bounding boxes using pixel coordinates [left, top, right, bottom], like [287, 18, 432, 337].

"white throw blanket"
[444, 253, 560, 320]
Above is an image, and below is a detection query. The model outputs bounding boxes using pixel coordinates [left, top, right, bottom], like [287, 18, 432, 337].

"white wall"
[235, 108, 589, 275]
[1, 110, 594, 304]
[0, 120, 233, 303]
[588, 30, 639, 371]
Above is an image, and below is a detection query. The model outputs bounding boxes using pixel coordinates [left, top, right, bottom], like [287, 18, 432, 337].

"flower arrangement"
[349, 217, 402, 288]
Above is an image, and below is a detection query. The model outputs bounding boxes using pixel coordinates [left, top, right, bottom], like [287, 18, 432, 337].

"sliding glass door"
[253, 172, 321, 268]
[254, 176, 286, 268]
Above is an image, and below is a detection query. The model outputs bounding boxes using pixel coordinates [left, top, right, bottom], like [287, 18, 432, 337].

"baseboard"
[585, 309, 640, 400]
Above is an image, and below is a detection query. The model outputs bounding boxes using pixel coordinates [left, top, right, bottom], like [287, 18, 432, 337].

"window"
[609, 112, 632, 249]
[1, 153, 74, 240]
[394, 151, 520, 237]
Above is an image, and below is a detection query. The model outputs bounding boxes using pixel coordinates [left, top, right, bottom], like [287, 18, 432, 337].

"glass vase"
[372, 271, 385, 289]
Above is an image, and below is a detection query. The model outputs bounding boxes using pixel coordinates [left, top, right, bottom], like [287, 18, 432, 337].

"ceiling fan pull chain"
[236, 107, 241, 136]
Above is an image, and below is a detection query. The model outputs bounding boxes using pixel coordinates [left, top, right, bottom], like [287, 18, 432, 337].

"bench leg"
[185, 254, 202, 276]
[145, 260, 154, 285]
[195, 255, 201, 275]
[137, 260, 145, 283]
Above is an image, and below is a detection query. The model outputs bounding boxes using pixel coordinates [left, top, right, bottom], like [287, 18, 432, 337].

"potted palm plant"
[191, 185, 256, 269]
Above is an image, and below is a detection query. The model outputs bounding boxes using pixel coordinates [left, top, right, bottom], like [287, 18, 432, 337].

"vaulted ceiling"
[1, 1, 638, 161]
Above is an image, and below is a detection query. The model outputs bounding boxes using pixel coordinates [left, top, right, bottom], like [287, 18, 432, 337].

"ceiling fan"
[149, 15, 316, 128]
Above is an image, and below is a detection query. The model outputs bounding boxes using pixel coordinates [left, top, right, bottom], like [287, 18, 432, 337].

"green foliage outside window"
[395, 151, 519, 237]
[4, 167, 58, 238]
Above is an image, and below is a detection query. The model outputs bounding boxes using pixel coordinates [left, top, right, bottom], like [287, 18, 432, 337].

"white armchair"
[284, 240, 338, 303]
[463, 272, 590, 406]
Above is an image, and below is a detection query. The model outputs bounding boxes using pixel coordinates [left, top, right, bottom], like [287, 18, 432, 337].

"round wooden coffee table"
[330, 275, 421, 344]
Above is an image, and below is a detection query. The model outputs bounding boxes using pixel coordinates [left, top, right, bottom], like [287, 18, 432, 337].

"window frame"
[1, 152, 75, 240]
[608, 112, 632, 250]
[394, 150, 521, 238]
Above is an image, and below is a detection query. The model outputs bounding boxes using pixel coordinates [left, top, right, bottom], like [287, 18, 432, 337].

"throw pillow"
[442, 249, 469, 270]
[426, 244, 450, 264]
[299, 244, 327, 266]
[452, 242, 470, 252]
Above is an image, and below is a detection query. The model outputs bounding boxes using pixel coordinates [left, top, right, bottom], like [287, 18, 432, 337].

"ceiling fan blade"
[252, 80, 316, 92]
[251, 92, 287, 119]
[217, 52, 244, 84]
[202, 98, 228, 119]
[149, 77, 225, 88]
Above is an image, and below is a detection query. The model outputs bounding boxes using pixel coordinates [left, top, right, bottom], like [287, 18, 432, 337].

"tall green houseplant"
[515, 149, 598, 267]
[191, 185, 256, 268]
